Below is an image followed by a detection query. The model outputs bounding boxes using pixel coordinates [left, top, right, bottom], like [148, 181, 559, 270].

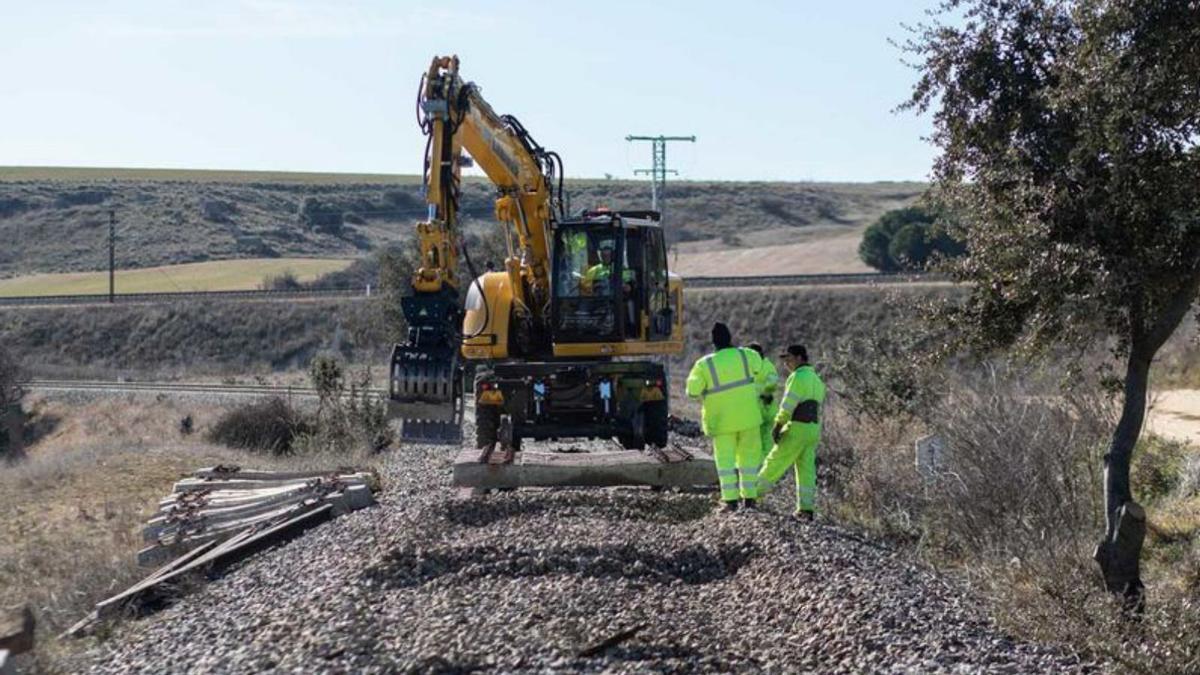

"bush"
[858, 206, 965, 272]
[299, 355, 393, 454]
[921, 371, 1110, 560]
[207, 397, 313, 456]
[199, 198, 237, 223]
[1131, 434, 1190, 504]
[0, 345, 25, 460]
[260, 270, 301, 291]
[825, 362, 1200, 671]
[299, 197, 344, 234]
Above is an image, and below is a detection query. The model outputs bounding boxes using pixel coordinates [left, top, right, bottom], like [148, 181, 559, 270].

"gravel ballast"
[83, 432, 1084, 674]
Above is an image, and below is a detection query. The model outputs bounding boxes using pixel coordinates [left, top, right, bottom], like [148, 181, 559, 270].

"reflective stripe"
[780, 391, 803, 412]
[708, 378, 755, 394]
[717, 468, 738, 477]
[703, 350, 757, 395]
[705, 356, 721, 389]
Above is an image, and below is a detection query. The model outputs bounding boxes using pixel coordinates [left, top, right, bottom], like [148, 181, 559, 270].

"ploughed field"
[81, 428, 1080, 673]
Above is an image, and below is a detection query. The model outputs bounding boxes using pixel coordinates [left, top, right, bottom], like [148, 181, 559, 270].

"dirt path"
[1149, 389, 1200, 445]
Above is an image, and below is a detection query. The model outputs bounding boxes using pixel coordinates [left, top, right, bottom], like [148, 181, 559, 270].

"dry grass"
[823, 363, 1200, 671]
[0, 393, 380, 672]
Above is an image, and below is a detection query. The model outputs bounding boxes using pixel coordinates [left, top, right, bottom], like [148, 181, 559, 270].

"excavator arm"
[389, 55, 565, 443]
[418, 55, 562, 313]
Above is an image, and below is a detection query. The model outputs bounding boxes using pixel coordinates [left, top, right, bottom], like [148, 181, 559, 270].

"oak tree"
[903, 0, 1200, 600]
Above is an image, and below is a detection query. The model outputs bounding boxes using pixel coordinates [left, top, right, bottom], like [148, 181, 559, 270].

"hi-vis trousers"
[759, 422, 820, 513]
[711, 428, 762, 502]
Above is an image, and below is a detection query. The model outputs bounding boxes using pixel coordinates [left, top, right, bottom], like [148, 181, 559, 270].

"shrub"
[301, 355, 392, 454]
[199, 198, 237, 223]
[299, 197, 344, 234]
[1131, 434, 1189, 505]
[260, 270, 301, 291]
[207, 397, 313, 456]
[921, 371, 1110, 561]
[0, 345, 25, 460]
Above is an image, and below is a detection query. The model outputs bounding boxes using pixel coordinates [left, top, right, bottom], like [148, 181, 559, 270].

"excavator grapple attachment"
[388, 290, 465, 446]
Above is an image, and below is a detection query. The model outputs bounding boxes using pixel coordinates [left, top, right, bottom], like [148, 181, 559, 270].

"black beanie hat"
[712, 322, 732, 348]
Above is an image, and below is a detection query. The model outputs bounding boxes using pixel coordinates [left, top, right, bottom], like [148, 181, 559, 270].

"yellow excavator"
[390, 55, 685, 453]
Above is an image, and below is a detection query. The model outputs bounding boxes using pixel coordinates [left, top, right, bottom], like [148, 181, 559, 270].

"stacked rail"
[65, 466, 378, 637]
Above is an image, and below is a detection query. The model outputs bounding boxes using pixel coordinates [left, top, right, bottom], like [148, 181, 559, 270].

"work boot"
[795, 510, 815, 522]
[721, 500, 739, 513]
[742, 498, 757, 511]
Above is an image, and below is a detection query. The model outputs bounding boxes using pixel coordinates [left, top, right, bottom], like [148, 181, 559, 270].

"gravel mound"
[83, 437, 1084, 673]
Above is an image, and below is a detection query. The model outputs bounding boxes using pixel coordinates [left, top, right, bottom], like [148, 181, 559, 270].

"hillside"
[0, 167, 923, 278]
[0, 285, 951, 384]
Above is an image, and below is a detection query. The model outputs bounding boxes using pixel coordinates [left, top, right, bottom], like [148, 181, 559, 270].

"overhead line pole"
[108, 210, 116, 304]
[625, 134, 695, 255]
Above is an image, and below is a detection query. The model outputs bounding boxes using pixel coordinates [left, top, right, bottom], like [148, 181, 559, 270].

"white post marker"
[915, 433, 946, 480]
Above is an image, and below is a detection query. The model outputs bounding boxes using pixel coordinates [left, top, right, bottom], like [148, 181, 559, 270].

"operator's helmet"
[599, 241, 615, 252]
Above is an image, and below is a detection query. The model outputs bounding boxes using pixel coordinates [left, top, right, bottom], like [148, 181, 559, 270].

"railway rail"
[0, 273, 943, 308]
[24, 379, 388, 400]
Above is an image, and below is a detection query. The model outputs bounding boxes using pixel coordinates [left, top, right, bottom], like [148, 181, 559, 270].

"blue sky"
[0, 1, 938, 181]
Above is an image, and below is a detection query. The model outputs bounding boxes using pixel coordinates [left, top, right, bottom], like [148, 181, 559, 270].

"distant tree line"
[858, 206, 965, 272]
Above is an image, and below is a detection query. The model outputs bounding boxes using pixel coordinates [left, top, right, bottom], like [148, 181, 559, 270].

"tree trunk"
[1094, 347, 1150, 609]
[1, 402, 24, 463]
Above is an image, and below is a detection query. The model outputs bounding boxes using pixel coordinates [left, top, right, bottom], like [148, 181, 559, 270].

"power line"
[625, 134, 695, 250]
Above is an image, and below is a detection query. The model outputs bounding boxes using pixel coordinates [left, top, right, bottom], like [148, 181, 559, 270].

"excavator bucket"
[388, 290, 465, 446]
[389, 346, 464, 445]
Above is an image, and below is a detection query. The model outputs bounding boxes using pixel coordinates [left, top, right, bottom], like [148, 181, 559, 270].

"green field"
[0, 258, 354, 297]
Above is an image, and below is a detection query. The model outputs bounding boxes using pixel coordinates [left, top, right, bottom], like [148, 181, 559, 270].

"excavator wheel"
[475, 404, 500, 449]
[644, 400, 669, 448]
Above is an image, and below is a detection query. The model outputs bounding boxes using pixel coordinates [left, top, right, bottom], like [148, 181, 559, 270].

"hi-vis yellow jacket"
[686, 346, 768, 436]
[774, 365, 826, 427]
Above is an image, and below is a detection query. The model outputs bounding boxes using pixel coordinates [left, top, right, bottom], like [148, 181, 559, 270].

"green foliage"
[903, 1, 1200, 359]
[1131, 434, 1190, 505]
[858, 206, 964, 272]
[828, 331, 936, 423]
[308, 354, 345, 413]
[902, 0, 1200, 606]
[304, 357, 392, 453]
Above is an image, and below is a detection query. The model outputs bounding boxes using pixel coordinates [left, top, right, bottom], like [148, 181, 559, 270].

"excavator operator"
[582, 242, 633, 296]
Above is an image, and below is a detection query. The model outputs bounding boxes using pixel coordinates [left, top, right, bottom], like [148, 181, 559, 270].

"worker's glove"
[771, 424, 783, 443]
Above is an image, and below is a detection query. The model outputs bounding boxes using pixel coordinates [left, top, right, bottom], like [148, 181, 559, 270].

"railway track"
[0, 287, 366, 308]
[25, 379, 388, 400]
[0, 273, 944, 308]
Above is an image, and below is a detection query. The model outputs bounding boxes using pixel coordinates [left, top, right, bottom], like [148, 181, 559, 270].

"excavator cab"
[551, 210, 674, 344]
